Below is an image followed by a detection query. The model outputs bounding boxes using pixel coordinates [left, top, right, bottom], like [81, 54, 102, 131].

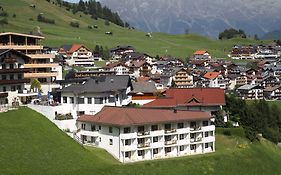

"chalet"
[144, 88, 225, 113]
[103, 62, 130, 75]
[203, 72, 226, 89]
[76, 106, 215, 163]
[109, 45, 135, 60]
[193, 50, 211, 60]
[122, 52, 154, 64]
[230, 45, 257, 60]
[237, 84, 263, 99]
[126, 60, 152, 78]
[0, 32, 62, 94]
[0, 49, 31, 105]
[130, 81, 158, 105]
[160, 68, 193, 88]
[264, 85, 281, 100]
[58, 44, 94, 67]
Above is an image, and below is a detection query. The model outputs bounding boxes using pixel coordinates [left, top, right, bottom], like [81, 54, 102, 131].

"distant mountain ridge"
[101, 0, 281, 38]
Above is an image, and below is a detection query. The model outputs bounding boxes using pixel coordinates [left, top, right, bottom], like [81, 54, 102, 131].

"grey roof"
[60, 75, 131, 94]
[60, 45, 72, 52]
[237, 84, 260, 90]
[131, 81, 157, 94]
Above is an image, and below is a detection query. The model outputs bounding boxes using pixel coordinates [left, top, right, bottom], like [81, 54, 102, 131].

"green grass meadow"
[1, 107, 281, 175]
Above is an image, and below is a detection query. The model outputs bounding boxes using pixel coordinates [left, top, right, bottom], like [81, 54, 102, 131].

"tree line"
[54, 0, 127, 27]
[218, 28, 247, 40]
[224, 94, 281, 143]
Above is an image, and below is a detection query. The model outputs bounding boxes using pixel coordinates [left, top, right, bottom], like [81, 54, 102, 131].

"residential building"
[76, 106, 215, 163]
[58, 44, 94, 67]
[264, 85, 281, 100]
[0, 49, 32, 105]
[57, 75, 132, 118]
[109, 45, 135, 60]
[103, 62, 130, 75]
[130, 81, 158, 105]
[193, 50, 211, 60]
[144, 88, 225, 113]
[237, 84, 263, 99]
[203, 72, 226, 89]
[161, 68, 193, 88]
[0, 32, 62, 93]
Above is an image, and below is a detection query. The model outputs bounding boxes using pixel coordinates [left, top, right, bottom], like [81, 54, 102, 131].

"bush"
[12, 13, 16, 18]
[37, 14, 55, 24]
[55, 113, 73, 120]
[0, 11, 8, 17]
[70, 21, 79, 28]
[29, 18, 34, 21]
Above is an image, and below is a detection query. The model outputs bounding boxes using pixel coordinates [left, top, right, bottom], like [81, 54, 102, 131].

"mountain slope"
[0, 0, 268, 58]
[1, 107, 281, 175]
[262, 30, 281, 40]
[101, 0, 281, 38]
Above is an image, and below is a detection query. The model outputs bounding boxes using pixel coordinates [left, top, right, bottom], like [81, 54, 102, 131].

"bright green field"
[1, 107, 281, 175]
[0, 0, 270, 58]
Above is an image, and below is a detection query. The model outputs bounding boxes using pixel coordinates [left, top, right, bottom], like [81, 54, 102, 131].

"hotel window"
[81, 123, 86, 130]
[153, 148, 158, 155]
[190, 144, 196, 150]
[2, 86, 6, 92]
[11, 86, 16, 91]
[210, 131, 214, 136]
[151, 125, 158, 131]
[9, 74, 14, 80]
[63, 97, 67, 103]
[9, 64, 14, 69]
[205, 132, 209, 137]
[125, 151, 131, 158]
[2, 74, 6, 80]
[2, 64, 6, 69]
[77, 97, 84, 104]
[91, 124, 96, 131]
[165, 147, 171, 153]
[99, 126, 101, 130]
[94, 97, 103, 104]
[190, 133, 195, 139]
[17, 74, 22, 80]
[179, 134, 184, 140]
[99, 137, 101, 142]
[164, 124, 171, 130]
[190, 121, 196, 128]
[17, 85, 21, 90]
[153, 137, 158, 143]
[125, 139, 131, 146]
[138, 150, 144, 156]
[87, 97, 92, 104]
[138, 126, 144, 133]
[109, 139, 113, 145]
[69, 97, 74, 104]
[109, 127, 113, 133]
[205, 143, 209, 148]
[109, 97, 115, 103]
[124, 127, 131, 133]
[178, 123, 184, 129]
[180, 145, 184, 151]
[203, 121, 209, 126]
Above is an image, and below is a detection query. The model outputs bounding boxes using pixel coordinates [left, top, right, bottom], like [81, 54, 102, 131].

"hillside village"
[1, 30, 281, 163]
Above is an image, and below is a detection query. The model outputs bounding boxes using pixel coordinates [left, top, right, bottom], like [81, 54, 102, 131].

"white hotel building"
[76, 106, 215, 163]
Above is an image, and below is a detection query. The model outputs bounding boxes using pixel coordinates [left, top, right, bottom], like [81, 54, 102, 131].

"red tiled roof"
[77, 106, 211, 126]
[203, 72, 220, 79]
[144, 88, 225, 107]
[194, 50, 207, 55]
[68, 44, 83, 54]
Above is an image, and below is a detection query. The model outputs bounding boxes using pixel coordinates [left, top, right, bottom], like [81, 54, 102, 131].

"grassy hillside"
[0, 0, 270, 58]
[1, 107, 281, 175]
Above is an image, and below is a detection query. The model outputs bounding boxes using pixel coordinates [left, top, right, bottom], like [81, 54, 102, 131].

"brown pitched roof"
[144, 88, 225, 107]
[77, 106, 211, 126]
[203, 72, 220, 79]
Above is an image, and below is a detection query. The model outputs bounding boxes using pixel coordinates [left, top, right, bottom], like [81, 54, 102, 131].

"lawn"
[1, 107, 281, 175]
[0, 0, 271, 59]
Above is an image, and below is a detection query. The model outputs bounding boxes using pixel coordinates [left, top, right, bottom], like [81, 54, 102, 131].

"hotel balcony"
[24, 63, 59, 68]
[0, 79, 30, 85]
[0, 44, 43, 50]
[0, 68, 28, 73]
[190, 137, 202, 143]
[202, 125, 215, 132]
[27, 54, 55, 59]
[164, 140, 177, 145]
[137, 142, 150, 148]
[190, 126, 202, 132]
[137, 131, 150, 136]
[24, 72, 58, 78]
[165, 128, 177, 134]
[78, 130, 99, 137]
[120, 132, 137, 140]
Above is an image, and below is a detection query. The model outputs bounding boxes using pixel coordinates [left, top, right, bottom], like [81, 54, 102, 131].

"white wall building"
[76, 106, 215, 163]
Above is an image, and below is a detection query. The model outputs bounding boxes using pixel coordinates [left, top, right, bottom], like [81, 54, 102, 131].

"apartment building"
[76, 106, 215, 163]
[0, 32, 62, 93]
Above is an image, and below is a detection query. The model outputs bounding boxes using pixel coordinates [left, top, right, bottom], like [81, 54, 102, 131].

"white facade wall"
[77, 120, 215, 163]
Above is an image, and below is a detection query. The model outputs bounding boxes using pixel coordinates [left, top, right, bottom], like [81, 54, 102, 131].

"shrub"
[55, 113, 73, 120]
[12, 13, 16, 18]
[70, 21, 79, 28]
[37, 14, 55, 24]
[29, 18, 34, 21]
